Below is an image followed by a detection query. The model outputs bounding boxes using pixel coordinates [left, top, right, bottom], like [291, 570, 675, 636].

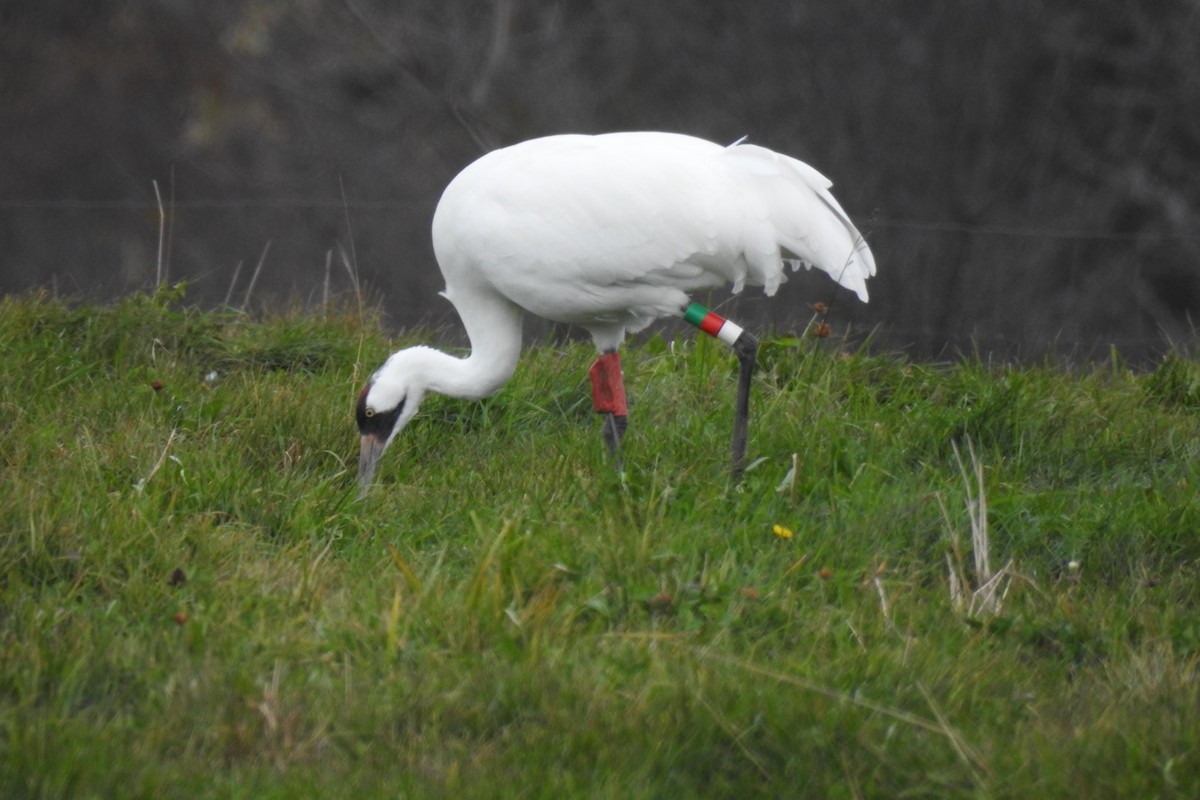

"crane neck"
[426, 284, 525, 400]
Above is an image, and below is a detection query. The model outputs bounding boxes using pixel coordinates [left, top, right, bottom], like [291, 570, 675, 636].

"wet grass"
[1, 286, 1198, 798]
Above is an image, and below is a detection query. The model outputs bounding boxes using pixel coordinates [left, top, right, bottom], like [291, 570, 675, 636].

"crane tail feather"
[723, 142, 875, 303]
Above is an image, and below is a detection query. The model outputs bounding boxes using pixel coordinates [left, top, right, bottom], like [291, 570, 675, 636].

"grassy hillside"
[1, 287, 1198, 798]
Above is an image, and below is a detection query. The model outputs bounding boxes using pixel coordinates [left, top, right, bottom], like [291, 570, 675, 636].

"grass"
[1, 285, 1198, 798]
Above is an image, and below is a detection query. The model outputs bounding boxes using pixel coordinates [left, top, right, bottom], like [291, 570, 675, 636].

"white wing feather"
[720, 142, 875, 301]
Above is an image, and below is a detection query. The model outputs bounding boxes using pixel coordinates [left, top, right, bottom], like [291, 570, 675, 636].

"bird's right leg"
[589, 351, 628, 466]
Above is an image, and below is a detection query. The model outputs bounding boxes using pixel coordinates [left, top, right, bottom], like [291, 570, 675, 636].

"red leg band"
[589, 352, 628, 416]
[698, 312, 725, 337]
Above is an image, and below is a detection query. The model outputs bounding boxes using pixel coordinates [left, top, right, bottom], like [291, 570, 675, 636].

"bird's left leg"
[683, 303, 758, 480]
[730, 329, 758, 480]
[589, 351, 629, 467]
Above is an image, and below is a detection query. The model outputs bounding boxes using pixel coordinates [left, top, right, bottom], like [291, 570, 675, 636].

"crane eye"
[364, 407, 376, 418]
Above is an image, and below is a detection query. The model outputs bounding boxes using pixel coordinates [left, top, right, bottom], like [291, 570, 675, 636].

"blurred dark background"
[2, 1, 1197, 361]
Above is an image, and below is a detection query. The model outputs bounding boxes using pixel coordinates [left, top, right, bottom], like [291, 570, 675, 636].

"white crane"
[356, 131, 875, 491]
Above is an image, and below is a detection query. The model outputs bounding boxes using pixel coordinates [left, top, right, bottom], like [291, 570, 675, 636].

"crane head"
[356, 384, 401, 494]
[355, 361, 424, 494]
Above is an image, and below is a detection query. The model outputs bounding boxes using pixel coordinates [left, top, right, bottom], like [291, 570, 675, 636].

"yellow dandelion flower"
[772, 524, 793, 539]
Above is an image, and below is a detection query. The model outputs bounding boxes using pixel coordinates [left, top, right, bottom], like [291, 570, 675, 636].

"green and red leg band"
[683, 303, 746, 347]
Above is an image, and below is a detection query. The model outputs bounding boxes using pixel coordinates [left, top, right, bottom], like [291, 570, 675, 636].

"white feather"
[433, 132, 873, 344]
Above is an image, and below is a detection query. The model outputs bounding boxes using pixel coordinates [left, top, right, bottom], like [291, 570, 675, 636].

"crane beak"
[357, 434, 388, 497]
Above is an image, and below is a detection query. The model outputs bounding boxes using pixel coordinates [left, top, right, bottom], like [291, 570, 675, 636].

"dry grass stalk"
[940, 439, 1014, 618]
[240, 240, 272, 314]
[152, 179, 165, 286]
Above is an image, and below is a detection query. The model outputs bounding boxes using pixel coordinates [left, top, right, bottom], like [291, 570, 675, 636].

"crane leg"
[601, 412, 628, 461]
[682, 303, 757, 481]
[589, 351, 628, 468]
[731, 331, 758, 481]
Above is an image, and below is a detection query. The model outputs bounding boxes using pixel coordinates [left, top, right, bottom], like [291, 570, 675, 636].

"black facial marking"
[356, 384, 405, 439]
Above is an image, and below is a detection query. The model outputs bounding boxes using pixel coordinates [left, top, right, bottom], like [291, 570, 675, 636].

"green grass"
[2, 286, 1198, 798]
